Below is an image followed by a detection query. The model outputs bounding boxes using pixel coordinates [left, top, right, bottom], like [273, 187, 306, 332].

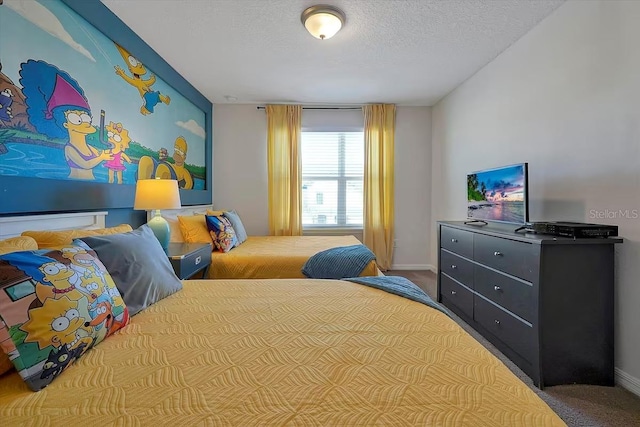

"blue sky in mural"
[0, 0, 206, 186]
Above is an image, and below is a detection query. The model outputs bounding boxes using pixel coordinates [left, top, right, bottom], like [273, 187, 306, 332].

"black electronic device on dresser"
[437, 221, 622, 389]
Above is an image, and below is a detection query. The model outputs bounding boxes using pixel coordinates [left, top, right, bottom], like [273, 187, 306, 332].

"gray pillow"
[224, 210, 248, 244]
[78, 224, 182, 316]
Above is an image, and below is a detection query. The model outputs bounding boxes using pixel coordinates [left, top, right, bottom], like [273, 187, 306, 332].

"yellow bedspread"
[210, 235, 380, 279]
[0, 279, 564, 426]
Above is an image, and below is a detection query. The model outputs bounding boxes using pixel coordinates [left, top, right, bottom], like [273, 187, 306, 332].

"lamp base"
[147, 211, 170, 251]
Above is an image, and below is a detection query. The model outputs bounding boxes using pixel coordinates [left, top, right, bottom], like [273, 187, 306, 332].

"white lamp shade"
[134, 179, 182, 210]
[302, 6, 345, 40]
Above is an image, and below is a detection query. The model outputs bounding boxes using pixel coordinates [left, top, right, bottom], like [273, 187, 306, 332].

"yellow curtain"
[266, 105, 303, 236]
[362, 104, 396, 270]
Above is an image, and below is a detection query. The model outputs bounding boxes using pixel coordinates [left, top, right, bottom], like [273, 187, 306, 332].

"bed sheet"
[210, 235, 380, 279]
[0, 279, 564, 426]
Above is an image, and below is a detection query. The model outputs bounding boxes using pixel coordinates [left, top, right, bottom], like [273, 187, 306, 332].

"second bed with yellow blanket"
[210, 235, 380, 279]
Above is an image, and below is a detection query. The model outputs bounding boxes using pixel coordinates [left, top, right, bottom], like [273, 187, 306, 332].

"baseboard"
[616, 368, 640, 397]
[390, 264, 435, 271]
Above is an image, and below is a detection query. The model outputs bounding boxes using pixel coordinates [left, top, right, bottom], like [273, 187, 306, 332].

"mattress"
[0, 279, 565, 426]
[209, 235, 380, 279]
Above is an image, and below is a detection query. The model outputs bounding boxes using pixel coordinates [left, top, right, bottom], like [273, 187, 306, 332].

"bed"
[0, 278, 564, 426]
[0, 212, 564, 425]
[210, 235, 379, 279]
[161, 206, 381, 279]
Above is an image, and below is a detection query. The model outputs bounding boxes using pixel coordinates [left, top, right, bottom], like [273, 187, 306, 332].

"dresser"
[437, 221, 622, 388]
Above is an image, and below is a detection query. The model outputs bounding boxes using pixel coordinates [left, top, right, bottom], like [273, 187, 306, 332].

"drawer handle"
[451, 238, 458, 243]
[493, 251, 503, 257]
[451, 264, 457, 270]
[195, 256, 202, 265]
[494, 285, 501, 292]
[494, 319, 500, 325]
[451, 290, 457, 296]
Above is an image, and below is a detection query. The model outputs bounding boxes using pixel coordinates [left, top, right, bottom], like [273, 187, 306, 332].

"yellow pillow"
[22, 224, 133, 248]
[178, 215, 212, 244]
[0, 236, 39, 375]
[0, 236, 38, 255]
[206, 209, 225, 216]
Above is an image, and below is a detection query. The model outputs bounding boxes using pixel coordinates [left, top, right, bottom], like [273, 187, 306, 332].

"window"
[301, 131, 364, 228]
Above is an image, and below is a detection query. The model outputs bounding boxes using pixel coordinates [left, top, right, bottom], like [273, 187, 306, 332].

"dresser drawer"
[440, 275, 473, 319]
[474, 264, 534, 322]
[473, 234, 537, 282]
[440, 250, 473, 287]
[474, 295, 534, 361]
[440, 226, 473, 258]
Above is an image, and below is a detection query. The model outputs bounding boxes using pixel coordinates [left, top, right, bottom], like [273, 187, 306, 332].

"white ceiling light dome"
[301, 5, 345, 40]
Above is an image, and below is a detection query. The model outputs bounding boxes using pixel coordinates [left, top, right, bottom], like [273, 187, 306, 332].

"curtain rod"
[256, 106, 361, 110]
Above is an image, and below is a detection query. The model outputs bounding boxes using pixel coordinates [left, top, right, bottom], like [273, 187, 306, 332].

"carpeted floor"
[387, 270, 640, 427]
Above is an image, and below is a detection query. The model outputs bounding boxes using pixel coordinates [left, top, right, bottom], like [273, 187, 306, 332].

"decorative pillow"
[177, 215, 212, 244]
[205, 215, 238, 252]
[79, 225, 183, 316]
[0, 237, 39, 376]
[0, 241, 130, 391]
[0, 353, 12, 377]
[0, 236, 39, 255]
[223, 210, 248, 245]
[206, 209, 226, 217]
[22, 224, 133, 248]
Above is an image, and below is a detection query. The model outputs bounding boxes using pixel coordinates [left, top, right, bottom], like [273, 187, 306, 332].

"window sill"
[303, 227, 363, 236]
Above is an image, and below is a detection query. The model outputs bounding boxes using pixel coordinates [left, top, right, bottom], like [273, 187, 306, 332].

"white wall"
[393, 107, 432, 269]
[432, 0, 640, 389]
[213, 105, 269, 235]
[213, 104, 432, 268]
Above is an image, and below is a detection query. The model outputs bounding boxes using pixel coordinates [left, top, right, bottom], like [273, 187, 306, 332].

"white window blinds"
[301, 131, 364, 227]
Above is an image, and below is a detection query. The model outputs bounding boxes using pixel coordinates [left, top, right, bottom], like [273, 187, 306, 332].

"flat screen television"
[467, 163, 529, 224]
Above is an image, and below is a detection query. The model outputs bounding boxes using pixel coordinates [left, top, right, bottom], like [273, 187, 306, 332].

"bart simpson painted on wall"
[113, 43, 170, 116]
[0, 0, 205, 189]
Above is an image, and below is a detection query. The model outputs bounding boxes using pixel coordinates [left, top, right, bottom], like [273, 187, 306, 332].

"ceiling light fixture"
[301, 5, 345, 40]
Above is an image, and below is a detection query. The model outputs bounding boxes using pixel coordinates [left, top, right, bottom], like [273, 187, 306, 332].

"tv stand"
[463, 219, 488, 226]
[437, 221, 622, 388]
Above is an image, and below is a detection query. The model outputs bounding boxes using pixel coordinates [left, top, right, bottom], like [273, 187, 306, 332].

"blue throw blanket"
[302, 244, 376, 279]
[344, 276, 451, 317]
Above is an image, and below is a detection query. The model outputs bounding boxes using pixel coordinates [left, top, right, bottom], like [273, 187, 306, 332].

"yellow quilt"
[210, 235, 380, 279]
[0, 279, 564, 426]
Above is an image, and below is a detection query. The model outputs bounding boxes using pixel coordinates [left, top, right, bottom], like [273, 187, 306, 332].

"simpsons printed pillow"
[0, 241, 129, 391]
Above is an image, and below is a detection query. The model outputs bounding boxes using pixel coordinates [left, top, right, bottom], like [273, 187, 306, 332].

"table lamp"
[134, 178, 181, 250]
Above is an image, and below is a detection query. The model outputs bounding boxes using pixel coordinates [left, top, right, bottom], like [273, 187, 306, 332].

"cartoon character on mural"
[102, 121, 132, 184]
[137, 136, 194, 189]
[19, 60, 112, 180]
[114, 43, 171, 115]
[0, 88, 14, 122]
[0, 1, 207, 198]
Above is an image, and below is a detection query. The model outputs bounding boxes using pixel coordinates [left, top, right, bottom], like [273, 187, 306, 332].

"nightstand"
[166, 242, 212, 280]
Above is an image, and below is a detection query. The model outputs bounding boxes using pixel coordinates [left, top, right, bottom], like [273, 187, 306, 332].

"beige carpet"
[387, 270, 640, 427]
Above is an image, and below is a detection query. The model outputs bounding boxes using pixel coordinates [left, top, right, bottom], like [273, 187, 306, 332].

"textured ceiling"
[101, 0, 565, 106]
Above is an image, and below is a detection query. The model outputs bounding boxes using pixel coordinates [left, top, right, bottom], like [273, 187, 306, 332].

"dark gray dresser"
[437, 221, 622, 388]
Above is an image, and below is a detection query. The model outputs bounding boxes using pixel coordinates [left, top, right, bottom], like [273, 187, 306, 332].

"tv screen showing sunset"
[467, 164, 527, 224]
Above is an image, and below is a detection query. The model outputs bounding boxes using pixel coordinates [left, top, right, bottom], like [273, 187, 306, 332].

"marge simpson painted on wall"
[0, 0, 207, 189]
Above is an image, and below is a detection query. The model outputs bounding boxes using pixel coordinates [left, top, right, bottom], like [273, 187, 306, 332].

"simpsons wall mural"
[0, 0, 207, 190]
